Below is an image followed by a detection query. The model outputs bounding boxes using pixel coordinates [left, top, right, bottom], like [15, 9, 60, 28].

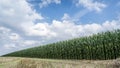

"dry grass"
[0, 57, 120, 68]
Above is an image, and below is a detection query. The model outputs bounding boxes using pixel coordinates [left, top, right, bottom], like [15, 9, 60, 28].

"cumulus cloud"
[22, 18, 120, 42]
[76, 0, 106, 12]
[9, 33, 21, 41]
[23, 40, 38, 46]
[39, 0, 61, 8]
[4, 44, 16, 49]
[0, 0, 43, 31]
[0, 0, 120, 56]
[62, 13, 71, 20]
[0, 0, 43, 54]
[0, 26, 19, 49]
[0, 26, 40, 49]
[46, 19, 120, 40]
[21, 22, 57, 38]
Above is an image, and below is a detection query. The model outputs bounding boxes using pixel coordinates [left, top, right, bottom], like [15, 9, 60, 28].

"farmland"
[3, 29, 120, 60]
[0, 57, 120, 68]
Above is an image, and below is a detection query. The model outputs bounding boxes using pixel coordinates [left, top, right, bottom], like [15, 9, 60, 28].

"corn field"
[3, 29, 120, 60]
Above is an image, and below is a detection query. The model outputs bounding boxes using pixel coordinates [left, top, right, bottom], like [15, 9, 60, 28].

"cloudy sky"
[0, 0, 120, 56]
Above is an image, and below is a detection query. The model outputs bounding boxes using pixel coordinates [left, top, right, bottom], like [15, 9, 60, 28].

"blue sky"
[27, 0, 120, 23]
[0, 0, 120, 56]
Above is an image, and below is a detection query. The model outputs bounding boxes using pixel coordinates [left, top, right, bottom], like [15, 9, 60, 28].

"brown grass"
[0, 57, 120, 68]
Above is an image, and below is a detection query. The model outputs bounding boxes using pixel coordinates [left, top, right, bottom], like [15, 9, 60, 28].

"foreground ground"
[0, 57, 120, 68]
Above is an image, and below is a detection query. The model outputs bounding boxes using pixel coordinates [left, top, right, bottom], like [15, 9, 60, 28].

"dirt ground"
[0, 57, 120, 68]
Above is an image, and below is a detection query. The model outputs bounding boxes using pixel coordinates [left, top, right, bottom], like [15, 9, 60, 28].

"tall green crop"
[3, 29, 120, 60]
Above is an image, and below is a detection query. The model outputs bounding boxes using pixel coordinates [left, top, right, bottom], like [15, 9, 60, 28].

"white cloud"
[0, 26, 11, 34]
[76, 0, 106, 12]
[22, 18, 120, 41]
[0, 0, 43, 30]
[21, 22, 57, 38]
[0, 0, 44, 49]
[4, 44, 16, 49]
[0, 26, 41, 50]
[73, 9, 89, 22]
[39, 0, 61, 8]
[0, 0, 120, 56]
[0, 26, 19, 49]
[102, 20, 120, 30]
[49, 19, 120, 39]
[62, 13, 71, 20]
[22, 40, 40, 46]
[9, 33, 21, 41]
